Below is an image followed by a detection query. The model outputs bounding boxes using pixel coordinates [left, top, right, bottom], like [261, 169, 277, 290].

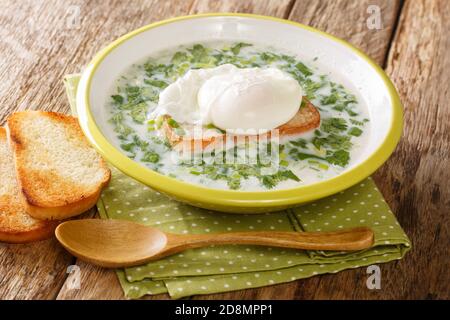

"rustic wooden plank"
[56, 261, 127, 300]
[288, 0, 401, 65]
[189, 0, 295, 17]
[371, 0, 450, 299]
[0, 239, 73, 299]
[0, 0, 195, 123]
[0, 208, 95, 299]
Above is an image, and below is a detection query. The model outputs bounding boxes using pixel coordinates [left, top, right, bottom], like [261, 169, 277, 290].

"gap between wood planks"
[382, 0, 405, 68]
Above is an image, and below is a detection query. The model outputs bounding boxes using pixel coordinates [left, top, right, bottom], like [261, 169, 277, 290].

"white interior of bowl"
[88, 16, 393, 171]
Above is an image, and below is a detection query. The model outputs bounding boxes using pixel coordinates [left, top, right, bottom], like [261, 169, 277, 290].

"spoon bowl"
[55, 219, 374, 268]
[56, 219, 168, 266]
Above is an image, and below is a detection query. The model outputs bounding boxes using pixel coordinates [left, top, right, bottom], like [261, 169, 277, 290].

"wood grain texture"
[189, 0, 295, 17]
[0, 210, 94, 299]
[0, 239, 73, 299]
[0, 0, 448, 300]
[0, 0, 194, 124]
[288, 0, 401, 65]
[56, 260, 126, 300]
[372, 0, 450, 299]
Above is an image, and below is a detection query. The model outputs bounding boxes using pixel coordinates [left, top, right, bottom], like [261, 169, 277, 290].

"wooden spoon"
[55, 219, 374, 268]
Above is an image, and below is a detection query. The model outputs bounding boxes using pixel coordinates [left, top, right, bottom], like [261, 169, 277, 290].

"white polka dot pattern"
[98, 167, 411, 299]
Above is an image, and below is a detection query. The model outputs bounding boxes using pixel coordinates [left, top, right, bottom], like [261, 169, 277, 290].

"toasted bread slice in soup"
[7, 111, 111, 221]
[0, 128, 57, 243]
[162, 97, 320, 151]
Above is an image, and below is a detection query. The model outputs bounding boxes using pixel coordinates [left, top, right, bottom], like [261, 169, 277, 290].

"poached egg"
[153, 64, 303, 134]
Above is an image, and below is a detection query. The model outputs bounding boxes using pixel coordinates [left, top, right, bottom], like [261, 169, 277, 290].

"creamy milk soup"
[106, 42, 370, 191]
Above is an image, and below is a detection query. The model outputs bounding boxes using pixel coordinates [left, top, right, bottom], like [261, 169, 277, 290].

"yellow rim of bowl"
[76, 13, 403, 208]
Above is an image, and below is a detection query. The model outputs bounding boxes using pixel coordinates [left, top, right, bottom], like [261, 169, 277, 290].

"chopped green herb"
[313, 134, 352, 151]
[144, 79, 168, 89]
[261, 175, 276, 189]
[289, 149, 325, 161]
[321, 117, 348, 134]
[308, 159, 329, 170]
[260, 169, 300, 189]
[260, 52, 280, 63]
[206, 123, 226, 134]
[281, 54, 296, 64]
[348, 127, 363, 137]
[111, 95, 124, 104]
[129, 102, 147, 124]
[109, 113, 133, 138]
[279, 170, 300, 182]
[120, 142, 135, 152]
[154, 116, 164, 129]
[302, 79, 325, 100]
[228, 177, 241, 190]
[167, 118, 180, 128]
[300, 99, 307, 109]
[350, 118, 365, 126]
[141, 150, 160, 163]
[132, 135, 149, 149]
[140, 86, 159, 102]
[295, 62, 313, 77]
[289, 138, 308, 148]
[326, 149, 350, 166]
[171, 51, 189, 64]
[188, 44, 212, 64]
[125, 86, 142, 101]
[231, 42, 252, 55]
[321, 92, 339, 105]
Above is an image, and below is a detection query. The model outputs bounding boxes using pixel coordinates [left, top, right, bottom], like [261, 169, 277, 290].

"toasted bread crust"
[0, 199, 58, 243]
[277, 99, 321, 135]
[21, 188, 102, 221]
[6, 111, 111, 220]
[162, 98, 320, 151]
[0, 128, 58, 243]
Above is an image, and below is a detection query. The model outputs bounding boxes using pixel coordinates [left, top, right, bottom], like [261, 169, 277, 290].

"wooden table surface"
[0, 0, 448, 300]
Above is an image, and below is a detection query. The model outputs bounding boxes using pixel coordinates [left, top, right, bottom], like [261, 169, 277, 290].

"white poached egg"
[153, 64, 303, 133]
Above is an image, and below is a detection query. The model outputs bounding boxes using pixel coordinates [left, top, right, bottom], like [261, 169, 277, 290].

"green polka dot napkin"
[64, 74, 411, 299]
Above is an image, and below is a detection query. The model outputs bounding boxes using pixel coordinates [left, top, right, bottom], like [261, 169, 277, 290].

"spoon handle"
[165, 227, 374, 253]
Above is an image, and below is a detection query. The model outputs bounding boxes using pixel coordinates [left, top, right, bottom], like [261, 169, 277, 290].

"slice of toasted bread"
[0, 127, 58, 243]
[7, 111, 111, 220]
[162, 98, 320, 151]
